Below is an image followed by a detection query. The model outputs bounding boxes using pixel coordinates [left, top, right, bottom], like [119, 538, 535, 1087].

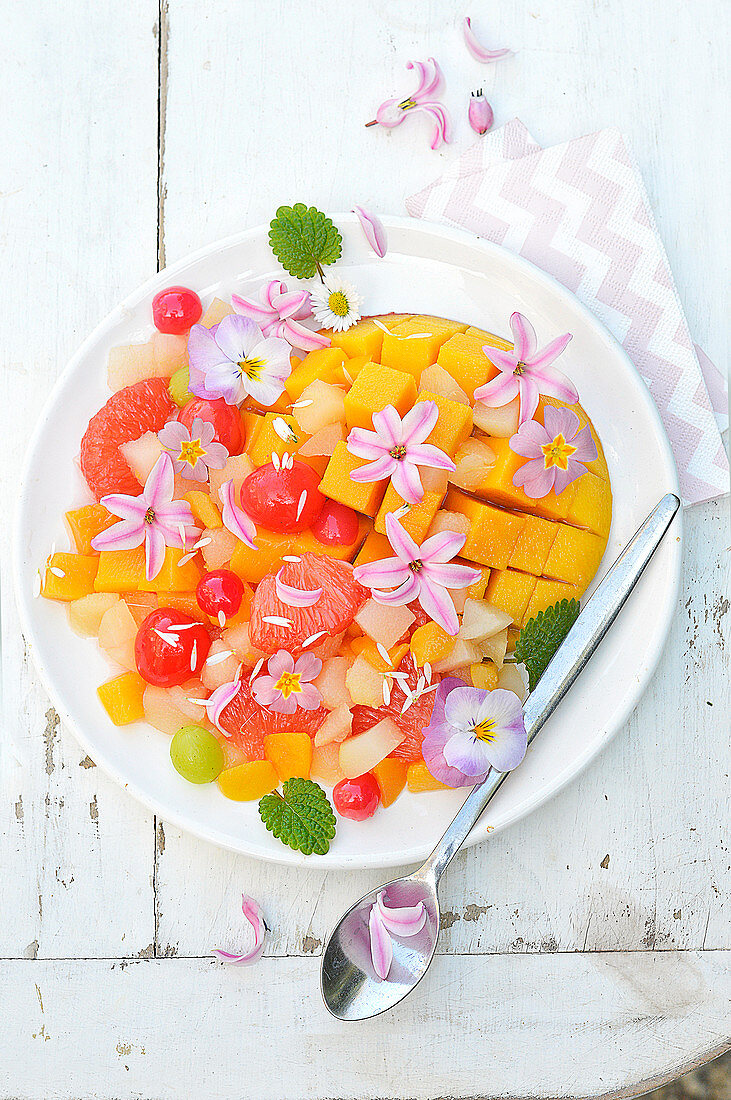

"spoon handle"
[419, 492, 681, 887]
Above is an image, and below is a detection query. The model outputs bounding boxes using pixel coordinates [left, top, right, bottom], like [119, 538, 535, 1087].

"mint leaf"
[268, 204, 342, 280]
[258, 777, 337, 856]
[515, 598, 580, 692]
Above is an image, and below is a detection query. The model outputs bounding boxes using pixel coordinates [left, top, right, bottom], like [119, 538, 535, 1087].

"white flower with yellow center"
[310, 274, 362, 332]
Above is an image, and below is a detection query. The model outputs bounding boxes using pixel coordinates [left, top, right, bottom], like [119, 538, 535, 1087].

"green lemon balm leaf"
[268, 204, 343, 280]
[258, 777, 337, 856]
[515, 597, 580, 693]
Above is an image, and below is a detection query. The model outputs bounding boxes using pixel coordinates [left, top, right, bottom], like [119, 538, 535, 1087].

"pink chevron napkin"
[406, 120, 728, 505]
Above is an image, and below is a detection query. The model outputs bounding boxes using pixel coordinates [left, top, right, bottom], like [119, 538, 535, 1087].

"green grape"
[169, 365, 193, 407]
[170, 725, 224, 784]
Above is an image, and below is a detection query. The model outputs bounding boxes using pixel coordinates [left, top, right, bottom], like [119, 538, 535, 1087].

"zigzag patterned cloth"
[406, 120, 728, 505]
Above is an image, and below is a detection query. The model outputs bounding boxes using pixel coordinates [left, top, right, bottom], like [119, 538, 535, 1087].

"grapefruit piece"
[217, 673, 328, 761]
[350, 655, 440, 763]
[80, 377, 175, 500]
[249, 553, 368, 655]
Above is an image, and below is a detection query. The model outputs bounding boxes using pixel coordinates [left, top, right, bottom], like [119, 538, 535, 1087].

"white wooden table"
[1, 2, 728, 1097]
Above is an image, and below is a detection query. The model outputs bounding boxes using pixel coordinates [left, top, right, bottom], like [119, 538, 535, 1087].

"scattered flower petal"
[219, 479, 257, 549]
[463, 16, 511, 63]
[468, 88, 494, 136]
[375, 891, 427, 937]
[274, 569, 323, 607]
[212, 894, 267, 966]
[368, 904, 393, 980]
[206, 679, 242, 733]
[353, 206, 388, 258]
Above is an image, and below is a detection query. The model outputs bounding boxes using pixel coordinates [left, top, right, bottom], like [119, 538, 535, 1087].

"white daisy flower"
[311, 275, 362, 332]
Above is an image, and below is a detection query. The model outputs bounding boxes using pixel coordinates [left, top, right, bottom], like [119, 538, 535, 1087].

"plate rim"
[13, 214, 682, 869]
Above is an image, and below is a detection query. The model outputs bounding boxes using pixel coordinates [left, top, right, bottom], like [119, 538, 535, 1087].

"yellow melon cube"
[410, 621, 455, 667]
[485, 569, 537, 627]
[508, 514, 560, 575]
[343, 361, 417, 430]
[183, 490, 222, 529]
[374, 485, 444, 542]
[445, 489, 526, 569]
[240, 409, 264, 452]
[319, 442, 387, 516]
[94, 548, 147, 593]
[264, 731, 313, 782]
[543, 525, 607, 592]
[524, 578, 581, 626]
[437, 333, 500, 399]
[139, 547, 203, 593]
[217, 760, 279, 800]
[328, 318, 388, 362]
[406, 762, 451, 792]
[65, 504, 117, 555]
[417, 391, 473, 457]
[285, 347, 348, 400]
[380, 317, 464, 378]
[566, 471, 613, 539]
[230, 518, 369, 584]
[245, 412, 325, 475]
[97, 671, 146, 726]
[465, 564, 491, 601]
[470, 661, 500, 690]
[42, 553, 99, 601]
[354, 530, 393, 567]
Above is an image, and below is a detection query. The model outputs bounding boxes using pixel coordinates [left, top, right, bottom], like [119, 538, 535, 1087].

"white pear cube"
[478, 628, 509, 669]
[355, 599, 415, 651]
[460, 599, 513, 641]
[68, 592, 120, 637]
[314, 705, 353, 747]
[293, 380, 346, 435]
[339, 718, 405, 779]
[432, 638, 481, 674]
[472, 396, 520, 438]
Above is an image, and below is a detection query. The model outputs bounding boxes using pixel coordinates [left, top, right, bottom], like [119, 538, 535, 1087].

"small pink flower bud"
[468, 89, 494, 136]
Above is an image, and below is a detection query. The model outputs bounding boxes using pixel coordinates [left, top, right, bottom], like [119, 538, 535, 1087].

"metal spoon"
[322, 493, 680, 1020]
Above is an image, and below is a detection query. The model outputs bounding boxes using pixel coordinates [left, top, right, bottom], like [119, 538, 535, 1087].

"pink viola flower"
[231, 280, 329, 353]
[463, 16, 511, 64]
[473, 312, 578, 425]
[91, 453, 198, 582]
[251, 650, 323, 715]
[468, 89, 494, 136]
[346, 402, 455, 505]
[353, 206, 388, 258]
[353, 513, 481, 636]
[366, 58, 452, 150]
[158, 417, 229, 482]
[510, 405, 598, 498]
[213, 895, 267, 966]
[187, 314, 291, 407]
[425, 681, 527, 782]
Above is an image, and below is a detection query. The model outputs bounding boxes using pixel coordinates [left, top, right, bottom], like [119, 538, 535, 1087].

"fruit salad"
[39, 262, 612, 844]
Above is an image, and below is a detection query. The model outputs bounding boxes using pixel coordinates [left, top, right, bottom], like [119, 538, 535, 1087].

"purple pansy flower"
[347, 401, 455, 505]
[474, 312, 578, 425]
[510, 405, 598, 498]
[158, 417, 228, 482]
[423, 678, 526, 786]
[91, 453, 198, 582]
[353, 513, 481, 636]
[187, 314, 291, 407]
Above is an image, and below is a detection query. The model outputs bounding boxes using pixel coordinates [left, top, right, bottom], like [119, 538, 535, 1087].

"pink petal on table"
[416, 103, 452, 150]
[463, 16, 511, 63]
[219, 480, 257, 549]
[213, 894, 266, 966]
[369, 906, 393, 980]
[468, 92, 494, 136]
[375, 98, 406, 129]
[510, 312, 537, 363]
[376, 892, 427, 937]
[407, 57, 443, 100]
[353, 206, 388, 258]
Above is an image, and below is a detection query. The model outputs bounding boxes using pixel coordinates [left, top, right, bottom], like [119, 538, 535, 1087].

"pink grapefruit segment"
[350, 656, 440, 763]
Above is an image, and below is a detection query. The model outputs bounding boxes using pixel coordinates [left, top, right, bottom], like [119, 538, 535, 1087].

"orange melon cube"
[65, 504, 117, 555]
[122, 591, 158, 626]
[341, 355, 369, 381]
[436, 333, 500, 399]
[470, 661, 500, 690]
[319, 442, 386, 516]
[566, 471, 613, 539]
[468, 434, 576, 522]
[374, 485, 444, 542]
[543, 525, 607, 592]
[524, 578, 581, 626]
[465, 564, 491, 601]
[97, 671, 146, 726]
[217, 760, 279, 801]
[328, 318, 387, 362]
[349, 636, 409, 673]
[230, 518, 368, 584]
[508, 514, 560, 575]
[406, 762, 451, 792]
[372, 758, 407, 808]
[344, 361, 417, 431]
[139, 547, 202, 593]
[416, 391, 473, 457]
[240, 408, 264, 452]
[381, 317, 466, 378]
[159, 591, 207, 622]
[445, 489, 526, 569]
[354, 529, 392, 567]
[285, 347, 348, 401]
[42, 553, 99, 601]
[264, 732, 313, 781]
[485, 569, 537, 626]
[410, 621, 455, 667]
[183, 490, 222, 529]
[95, 547, 146, 593]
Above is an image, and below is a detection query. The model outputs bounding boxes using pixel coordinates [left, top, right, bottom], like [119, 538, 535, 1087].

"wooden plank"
[1, 952, 728, 1099]
[0, 0, 160, 957]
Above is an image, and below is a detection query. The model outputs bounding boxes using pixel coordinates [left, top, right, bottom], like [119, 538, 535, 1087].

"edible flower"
[473, 312, 577, 425]
[468, 89, 494, 136]
[231, 280, 329, 353]
[510, 405, 598, 498]
[218, 479, 257, 550]
[422, 677, 526, 787]
[275, 569, 323, 607]
[205, 677, 242, 734]
[463, 16, 511, 63]
[213, 894, 267, 966]
[353, 206, 388, 258]
[310, 275, 362, 332]
[158, 417, 229, 482]
[353, 513, 481, 636]
[369, 890, 427, 981]
[187, 314, 291, 407]
[91, 453, 197, 582]
[366, 58, 452, 150]
[251, 651, 323, 714]
[347, 402, 455, 504]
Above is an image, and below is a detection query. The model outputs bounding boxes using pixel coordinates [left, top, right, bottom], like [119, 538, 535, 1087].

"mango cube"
[264, 732, 313, 781]
[319, 442, 386, 516]
[524, 578, 581, 626]
[543, 524, 607, 591]
[468, 434, 576, 521]
[508, 514, 559, 575]
[375, 485, 444, 542]
[246, 412, 315, 471]
[65, 504, 116, 555]
[139, 547, 202, 593]
[97, 671, 146, 726]
[410, 621, 455, 667]
[437, 333, 499, 399]
[470, 661, 500, 690]
[183, 490, 222, 529]
[354, 529, 393, 567]
[380, 318, 465, 379]
[407, 761, 451, 792]
[217, 761, 279, 800]
[566, 471, 612, 539]
[416, 391, 473, 457]
[42, 553, 99, 601]
[344, 361, 417, 430]
[372, 758, 407, 808]
[485, 569, 537, 627]
[285, 347, 348, 401]
[328, 318, 388, 361]
[445, 489, 526, 569]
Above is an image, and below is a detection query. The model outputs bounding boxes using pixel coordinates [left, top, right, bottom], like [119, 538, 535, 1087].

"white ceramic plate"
[15, 216, 681, 868]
